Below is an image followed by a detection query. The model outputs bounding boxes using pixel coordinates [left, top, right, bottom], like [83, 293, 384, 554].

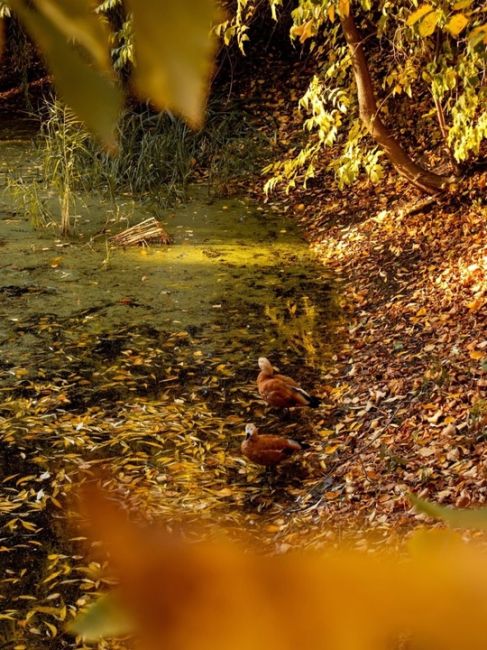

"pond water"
[0, 128, 339, 647]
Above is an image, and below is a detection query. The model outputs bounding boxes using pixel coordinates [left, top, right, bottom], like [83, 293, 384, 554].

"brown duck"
[257, 357, 321, 409]
[241, 423, 302, 467]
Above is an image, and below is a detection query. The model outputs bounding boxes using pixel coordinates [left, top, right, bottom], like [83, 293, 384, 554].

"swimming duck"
[257, 357, 321, 409]
[241, 423, 302, 467]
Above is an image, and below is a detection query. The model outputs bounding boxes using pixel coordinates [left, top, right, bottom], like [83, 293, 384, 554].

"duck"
[241, 423, 302, 467]
[257, 357, 321, 409]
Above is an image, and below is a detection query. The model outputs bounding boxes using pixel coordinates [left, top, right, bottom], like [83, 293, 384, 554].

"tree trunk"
[340, 11, 453, 194]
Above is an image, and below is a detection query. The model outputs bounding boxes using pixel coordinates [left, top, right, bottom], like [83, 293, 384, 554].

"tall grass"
[39, 97, 266, 210]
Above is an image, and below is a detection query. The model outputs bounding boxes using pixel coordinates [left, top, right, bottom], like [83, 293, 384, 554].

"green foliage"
[408, 2, 487, 163]
[214, 0, 283, 53]
[5, 176, 54, 229]
[263, 46, 383, 191]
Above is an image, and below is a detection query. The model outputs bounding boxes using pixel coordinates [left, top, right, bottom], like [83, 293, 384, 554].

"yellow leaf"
[469, 24, 487, 45]
[446, 13, 469, 36]
[419, 10, 441, 37]
[33, 0, 112, 71]
[466, 295, 485, 312]
[126, 0, 218, 128]
[45, 622, 58, 638]
[215, 488, 232, 497]
[319, 429, 334, 437]
[43, 570, 62, 584]
[453, 0, 473, 9]
[407, 4, 433, 26]
[265, 524, 281, 533]
[337, 0, 350, 18]
[470, 350, 485, 360]
[327, 4, 335, 22]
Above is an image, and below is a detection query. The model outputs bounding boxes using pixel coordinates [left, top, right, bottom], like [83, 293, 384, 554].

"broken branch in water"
[110, 218, 172, 247]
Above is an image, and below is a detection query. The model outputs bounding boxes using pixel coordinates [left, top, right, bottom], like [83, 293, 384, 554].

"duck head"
[244, 423, 258, 440]
[257, 357, 274, 374]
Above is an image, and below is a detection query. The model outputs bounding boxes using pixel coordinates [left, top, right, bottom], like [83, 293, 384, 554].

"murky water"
[0, 129, 337, 648]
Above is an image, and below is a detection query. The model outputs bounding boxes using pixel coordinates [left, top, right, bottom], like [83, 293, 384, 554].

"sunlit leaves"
[469, 24, 487, 46]
[337, 0, 350, 19]
[290, 19, 317, 44]
[418, 9, 441, 37]
[445, 13, 469, 36]
[406, 4, 434, 27]
[125, 0, 217, 128]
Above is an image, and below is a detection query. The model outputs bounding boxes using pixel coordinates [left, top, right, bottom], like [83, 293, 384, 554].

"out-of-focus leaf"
[32, 0, 112, 71]
[410, 493, 487, 530]
[72, 485, 487, 650]
[68, 593, 135, 641]
[10, 1, 121, 149]
[125, 0, 217, 128]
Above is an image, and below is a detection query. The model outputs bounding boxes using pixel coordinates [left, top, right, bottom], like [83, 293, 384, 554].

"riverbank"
[267, 164, 487, 531]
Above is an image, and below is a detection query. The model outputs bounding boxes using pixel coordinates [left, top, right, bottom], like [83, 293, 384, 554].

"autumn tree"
[217, 0, 486, 194]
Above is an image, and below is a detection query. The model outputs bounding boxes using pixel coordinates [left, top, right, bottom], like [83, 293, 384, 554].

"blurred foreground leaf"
[29, 0, 112, 70]
[69, 592, 135, 641]
[410, 493, 487, 530]
[72, 484, 487, 650]
[126, 0, 217, 128]
[10, 0, 121, 149]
